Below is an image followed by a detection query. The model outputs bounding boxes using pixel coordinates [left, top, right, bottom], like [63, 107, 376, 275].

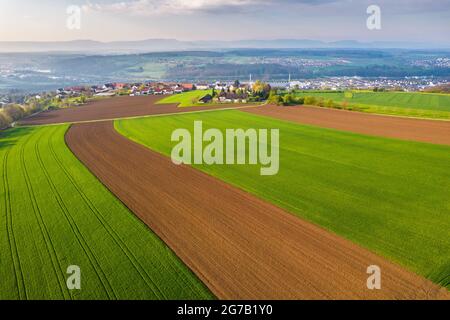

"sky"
[0, 0, 449, 44]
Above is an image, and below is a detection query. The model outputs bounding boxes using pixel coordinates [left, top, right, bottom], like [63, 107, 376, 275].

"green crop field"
[0, 125, 213, 300]
[116, 110, 450, 290]
[156, 90, 212, 107]
[293, 91, 450, 119]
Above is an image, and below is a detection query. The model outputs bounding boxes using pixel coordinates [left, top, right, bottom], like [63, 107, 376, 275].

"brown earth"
[66, 121, 450, 300]
[19, 95, 253, 126]
[243, 105, 450, 145]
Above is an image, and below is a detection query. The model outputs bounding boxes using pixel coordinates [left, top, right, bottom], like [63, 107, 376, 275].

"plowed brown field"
[65, 121, 450, 300]
[243, 105, 450, 145]
[19, 95, 252, 126]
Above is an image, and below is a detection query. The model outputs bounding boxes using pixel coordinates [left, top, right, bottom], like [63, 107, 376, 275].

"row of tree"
[0, 104, 34, 129]
[0, 94, 89, 129]
[268, 90, 337, 108]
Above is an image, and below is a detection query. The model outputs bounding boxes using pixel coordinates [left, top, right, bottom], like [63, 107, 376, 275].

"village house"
[153, 88, 164, 95]
[216, 91, 249, 104]
[172, 84, 184, 94]
[198, 94, 213, 103]
[181, 83, 194, 91]
[195, 83, 210, 90]
[0, 97, 9, 108]
[113, 83, 128, 90]
[103, 83, 115, 91]
[214, 82, 228, 91]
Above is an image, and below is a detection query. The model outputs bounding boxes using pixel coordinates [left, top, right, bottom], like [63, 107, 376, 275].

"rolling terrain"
[3, 94, 449, 299]
[66, 120, 449, 299]
[19, 95, 252, 126]
[244, 105, 450, 145]
[0, 125, 213, 299]
[293, 91, 450, 119]
[2, 49, 449, 94]
[115, 110, 450, 291]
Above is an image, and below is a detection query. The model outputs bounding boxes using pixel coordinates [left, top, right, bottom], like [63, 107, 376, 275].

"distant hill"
[1, 39, 449, 53]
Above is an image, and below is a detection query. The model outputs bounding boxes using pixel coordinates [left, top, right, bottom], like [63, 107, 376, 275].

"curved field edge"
[156, 90, 212, 107]
[114, 110, 450, 290]
[0, 125, 214, 300]
[155, 90, 261, 108]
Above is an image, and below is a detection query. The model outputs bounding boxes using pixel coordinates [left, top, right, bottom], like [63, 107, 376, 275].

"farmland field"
[244, 105, 450, 145]
[19, 95, 250, 126]
[292, 91, 450, 119]
[66, 120, 448, 299]
[116, 110, 450, 290]
[0, 125, 213, 300]
[156, 90, 212, 107]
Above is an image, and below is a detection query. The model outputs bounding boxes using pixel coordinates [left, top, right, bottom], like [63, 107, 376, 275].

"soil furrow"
[48, 128, 166, 299]
[243, 105, 450, 145]
[20, 95, 252, 126]
[66, 121, 450, 300]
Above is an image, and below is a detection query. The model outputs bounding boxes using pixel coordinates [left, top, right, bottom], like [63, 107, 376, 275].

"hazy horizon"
[1, 0, 449, 45]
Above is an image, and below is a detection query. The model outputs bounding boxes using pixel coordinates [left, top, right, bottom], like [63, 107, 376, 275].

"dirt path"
[244, 105, 450, 145]
[19, 95, 254, 126]
[66, 121, 449, 300]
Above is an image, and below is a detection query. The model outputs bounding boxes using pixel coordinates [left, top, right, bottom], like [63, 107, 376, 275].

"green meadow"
[156, 89, 212, 107]
[0, 125, 213, 300]
[116, 110, 450, 290]
[293, 91, 450, 119]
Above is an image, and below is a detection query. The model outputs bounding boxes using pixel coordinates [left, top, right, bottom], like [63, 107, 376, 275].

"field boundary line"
[101, 122, 297, 296]
[36, 127, 117, 300]
[65, 123, 215, 298]
[2, 148, 27, 300]
[18, 105, 261, 128]
[297, 104, 450, 122]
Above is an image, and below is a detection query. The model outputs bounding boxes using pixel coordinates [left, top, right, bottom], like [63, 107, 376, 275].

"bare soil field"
[66, 121, 449, 300]
[19, 95, 251, 126]
[244, 105, 450, 145]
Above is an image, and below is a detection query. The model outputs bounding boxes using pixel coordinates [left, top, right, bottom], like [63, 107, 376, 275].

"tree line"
[0, 94, 88, 129]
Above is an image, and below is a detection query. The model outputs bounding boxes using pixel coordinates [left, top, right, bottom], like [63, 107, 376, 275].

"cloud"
[82, 0, 450, 17]
[82, 0, 339, 16]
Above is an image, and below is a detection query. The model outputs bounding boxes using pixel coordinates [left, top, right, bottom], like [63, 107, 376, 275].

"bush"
[270, 93, 308, 106]
[325, 99, 335, 108]
[0, 111, 12, 129]
[304, 96, 317, 105]
[317, 98, 325, 108]
[4, 104, 25, 121]
[282, 94, 293, 106]
[118, 89, 131, 96]
[295, 97, 305, 105]
[271, 95, 283, 106]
